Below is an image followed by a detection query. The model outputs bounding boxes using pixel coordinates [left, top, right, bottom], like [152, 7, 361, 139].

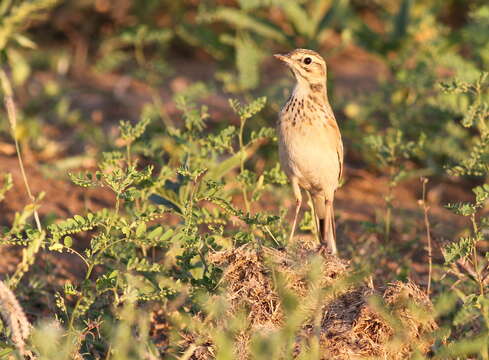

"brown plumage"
[274, 48, 343, 254]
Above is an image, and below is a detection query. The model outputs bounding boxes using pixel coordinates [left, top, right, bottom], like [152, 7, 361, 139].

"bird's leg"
[312, 193, 334, 253]
[324, 200, 337, 255]
[288, 179, 302, 243]
[307, 191, 320, 243]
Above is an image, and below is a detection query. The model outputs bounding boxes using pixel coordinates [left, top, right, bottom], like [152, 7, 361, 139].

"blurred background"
[1, 0, 488, 281]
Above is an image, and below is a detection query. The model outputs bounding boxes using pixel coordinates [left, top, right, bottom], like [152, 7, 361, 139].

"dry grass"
[320, 280, 436, 359]
[0, 280, 31, 357]
[194, 240, 437, 360]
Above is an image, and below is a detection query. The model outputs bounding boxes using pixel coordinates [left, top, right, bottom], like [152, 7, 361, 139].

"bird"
[274, 48, 343, 254]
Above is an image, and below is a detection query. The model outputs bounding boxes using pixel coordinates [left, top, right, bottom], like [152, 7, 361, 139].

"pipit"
[274, 49, 343, 254]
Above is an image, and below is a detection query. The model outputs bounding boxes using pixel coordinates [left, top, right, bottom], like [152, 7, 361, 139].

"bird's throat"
[292, 81, 328, 107]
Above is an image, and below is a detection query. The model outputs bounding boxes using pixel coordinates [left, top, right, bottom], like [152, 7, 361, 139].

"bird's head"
[274, 49, 327, 89]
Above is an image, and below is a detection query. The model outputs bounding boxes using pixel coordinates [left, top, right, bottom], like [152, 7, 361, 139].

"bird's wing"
[337, 133, 344, 181]
[325, 116, 343, 182]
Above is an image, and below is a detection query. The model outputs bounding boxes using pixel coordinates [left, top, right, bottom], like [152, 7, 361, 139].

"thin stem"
[126, 142, 141, 211]
[385, 169, 394, 243]
[134, 26, 149, 69]
[420, 177, 432, 296]
[0, 70, 42, 232]
[198, 245, 208, 278]
[264, 225, 280, 247]
[105, 344, 112, 360]
[471, 214, 484, 296]
[108, 196, 121, 234]
[238, 116, 251, 214]
[126, 142, 132, 168]
[68, 262, 95, 331]
[14, 137, 42, 232]
[185, 175, 201, 234]
[61, 245, 90, 269]
[151, 90, 173, 128]
[95, 238, 127, 256]
[237, 115, 259, 246]
[69, 194, 121, 331]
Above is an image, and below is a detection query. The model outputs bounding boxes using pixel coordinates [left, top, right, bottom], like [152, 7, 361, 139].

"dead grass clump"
[149, 308, 170, 355]
[208, 241, 349, 329]
[321, 286, 380, 358]
[208, 244, 283, 328]
[203, 244, 436, 359]
[320, 281, 437, 359]
[262, 242, 349, 297]
[382, 280, 437, 357]
[178, 331, 214, 360]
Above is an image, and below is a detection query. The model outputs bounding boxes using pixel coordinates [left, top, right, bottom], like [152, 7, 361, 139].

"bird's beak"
[274, 53, 293, 66]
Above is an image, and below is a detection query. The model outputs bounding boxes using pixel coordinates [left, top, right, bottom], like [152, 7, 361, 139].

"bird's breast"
[278, 107, 341, 194]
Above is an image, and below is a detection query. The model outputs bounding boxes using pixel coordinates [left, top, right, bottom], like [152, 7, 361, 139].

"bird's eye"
[303, 57, 312, 65]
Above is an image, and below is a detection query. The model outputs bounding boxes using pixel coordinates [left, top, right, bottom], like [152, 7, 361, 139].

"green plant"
[365, 129, 425, 242]
[1, 61, 45, 298]
[1, 91, 284, 357]
[194, 0, 351, 92]
[436, 72, 489, 358]
[0, 0, 60, 86]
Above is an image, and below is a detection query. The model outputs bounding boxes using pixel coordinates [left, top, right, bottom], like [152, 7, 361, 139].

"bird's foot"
[317, 244, 336, 257]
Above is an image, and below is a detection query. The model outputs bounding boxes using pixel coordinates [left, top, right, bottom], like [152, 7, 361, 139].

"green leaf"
[148, 226, 163, 239]
[49, 243, 64, 252]
[235, 33, 263, 90]
[119, 116, 151, 143]
[74, 215, 85, 224]
[0, 173, 13, 202]
[205, 150, 243, 181]
[12, 33, 36, 49]
[229, 96, 267, 120]
[9, 231, 44, 288]
[7, 48, 30, 85]
[176, 23, 228, 60]
[316, 0, 345, 34]
[136, 222, 146, 237]
[280, 2, 313, 38]
[69, 172, 99, 188]
[473, 184, 489, 206]
[446, 202, 477, 216]
[0, 346, 14, 357]
[96, 270, 118, 292]
[392, 0, 411, 40]
[210, 7, 287, 43]
[160, 229, 174, 242]
[63, 236, 73, 248]
[443, 236, 474, 264]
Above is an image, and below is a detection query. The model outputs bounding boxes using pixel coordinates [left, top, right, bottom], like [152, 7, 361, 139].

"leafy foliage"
[0, 172, 12, 202]
[439, 71, 489, 354]
[198, 0, 351, 91]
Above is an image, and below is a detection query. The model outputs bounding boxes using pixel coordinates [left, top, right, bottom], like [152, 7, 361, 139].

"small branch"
[470, 213, 484, 296]
[0, 69, 42, 232]
[238, 116, 251, 214]
[420, 177, 433, 296]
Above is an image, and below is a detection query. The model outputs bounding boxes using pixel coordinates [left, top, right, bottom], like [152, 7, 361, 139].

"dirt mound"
[187, 242, 437, 359]
[321, 281, 436, 359]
